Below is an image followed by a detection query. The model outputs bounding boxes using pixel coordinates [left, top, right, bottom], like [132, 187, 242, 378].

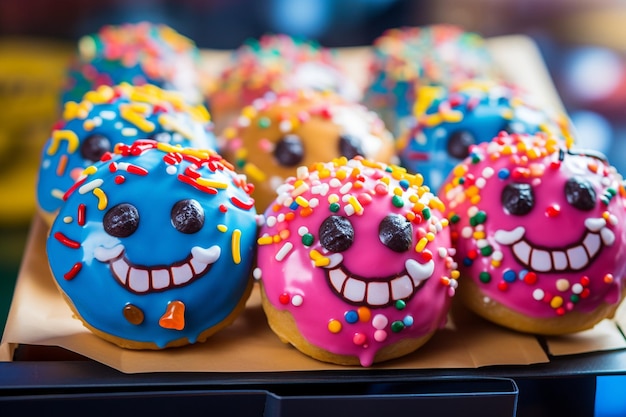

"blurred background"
[1, 1, 625, 414]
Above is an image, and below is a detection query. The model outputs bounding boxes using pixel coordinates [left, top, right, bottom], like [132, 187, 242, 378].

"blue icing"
[47, 141, 256, 348]
[37, 83, 217, 218]
[397, 82, 573, 192]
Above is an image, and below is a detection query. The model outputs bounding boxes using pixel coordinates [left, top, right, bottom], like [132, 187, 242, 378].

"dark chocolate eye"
[379, 214, 412, 252]
[81, 134, 111, 162]
[171, 199, 205, 234]
[319, 215, 354, 252]
[103, 203, 139, 237]
[501, 183, 534, 216]
[446, 130, 475, 159]
[338, 134, 364, 159]
[565, 177, 596, 211]
[273, 134, 304, 166]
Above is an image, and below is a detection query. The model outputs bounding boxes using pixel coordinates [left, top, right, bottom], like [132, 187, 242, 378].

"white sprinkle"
[79, 179, 103, 194]
[291, 295, 303, 307]
[339, 182, 352, 194]
[253, 268, 262, 280]
[438, 248, 448, 258]
[461, 227, 473, 239]
[482, 167, 494, 178]
[475, 178, 486, 188]
[344, 204, 355, 216]
[532, 289, 545, 301]
[99, 110, 116, 120]
[275, 242, 293, 261]
[166, 165, 177, 175]
[266, 216, 277, 227]
[121, 127, 138, 137]
[329, 178, 342, 188]
[298, 226, 309, 236]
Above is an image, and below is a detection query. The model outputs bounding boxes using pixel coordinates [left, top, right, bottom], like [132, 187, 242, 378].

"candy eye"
[446, 130, 475, 159]
[103, 203, 139, 237]
[171, 199, 205, 234]
[338, 134, 364, 159]
[565, 177, 596, 211]
[81, 134, 111, 162]
[319, 215, 354, 253]
[501, 183, 534, 216]
[273, 134, 304, 167]
[378, 214, 412, 252]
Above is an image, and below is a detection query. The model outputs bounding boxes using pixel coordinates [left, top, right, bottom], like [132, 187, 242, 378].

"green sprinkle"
[392, 195, 404, 208]
[479, 271, 491, 283]
[395, 300, 406, 310]
[450, 214, 460, 224]
[570, 294, 580, 303]
[474, 211, 487, 224]
[422, 207, 431, 220]
[391, 321, 405, 333]
[329, 202, 340, 212]
[480, 245, 493, 256]
[302, 233, 314, 246]
[258, 117, 271, 128]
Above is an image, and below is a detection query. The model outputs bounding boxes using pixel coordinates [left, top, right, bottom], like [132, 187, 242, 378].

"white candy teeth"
[94, 244, 124, 262]
[98, 245, 219, 294]
[405, 259, 435, 286]
[494, 226, 525, 246]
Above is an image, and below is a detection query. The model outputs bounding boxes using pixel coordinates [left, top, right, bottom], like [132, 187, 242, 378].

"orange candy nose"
[159, 300, 186, 330]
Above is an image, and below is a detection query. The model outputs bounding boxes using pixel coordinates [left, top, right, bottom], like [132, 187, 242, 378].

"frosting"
[440, 132, 626, 318]
[61, 21, 204, 106]
[37, 83, 216, 219]
[220, 89, 395, 212]
[256, 157, 458, 366]
[396, 80, 575, 192]
[362, 25, 500, 135]
[209, 34, 360, 128]
[47, 140, 258, 348]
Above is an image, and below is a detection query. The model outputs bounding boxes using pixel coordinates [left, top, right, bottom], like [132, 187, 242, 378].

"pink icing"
[256, 157, 457, 366]
[440, 132, 626, 318]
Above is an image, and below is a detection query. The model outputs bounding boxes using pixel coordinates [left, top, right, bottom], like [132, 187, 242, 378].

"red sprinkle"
[126, 164, 148, 176]
[114, 175, 125, 184]
[556, 307, 566, 316]
[54, 232, 81, 249]
[108, 162, 118, 172]
[497, 281, 508, 291]
[523, 271, 537, 285]
[580, 276, 590, 287]
[219, 204, 228, 213]
[231, 195, 255, 210]
[77, 204, 86, 226]
[177, 174, 218, 194]
[545, 204, 560, 217]
[421, 250, 433, 262]
[279, 293, 290, 305]
[64, 262, 82, 280]
[63, 177, 87, 201]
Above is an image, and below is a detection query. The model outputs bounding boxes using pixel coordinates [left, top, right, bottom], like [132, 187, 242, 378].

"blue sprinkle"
[344, 310, 359, 324]
[403, 315, 414, 326]
[503, 269, 517, 283]
[498, 168, 510, 180]
[463, 258, 473, 267]
[518, 270, 528, 281]
[399, 179, 410, 190]
[289, 200, 299, 210]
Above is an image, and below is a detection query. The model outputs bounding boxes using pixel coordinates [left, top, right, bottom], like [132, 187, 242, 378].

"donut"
[396, 79, 575, 192]
[220, 89, 395, 212]
[46, 140, 259, 349]
[61, 22, 204, 106]
[439, 131, 626, 334]
[208, 34, 360, 131]
[362, 24, 500, 135]
[256, 156, 458, 366]
[37, 83, 216, 225]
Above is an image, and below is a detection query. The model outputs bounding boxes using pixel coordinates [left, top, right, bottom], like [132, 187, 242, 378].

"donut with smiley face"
[37, 83, 216, 225]
[220, 89, 395, 213]
[256, 156, 458, 366]
[396, 80, 575, 193]
[440, 131, 626, 334]
[47, 140, 258, 349]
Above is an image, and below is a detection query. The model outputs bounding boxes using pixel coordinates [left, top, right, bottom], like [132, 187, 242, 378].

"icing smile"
[494, 217, 615, 272]
[322, 253, 435, 308]
[94, 244, 221, 294]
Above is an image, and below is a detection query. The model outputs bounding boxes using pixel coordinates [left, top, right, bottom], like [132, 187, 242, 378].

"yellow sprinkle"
[197, 178, 229, 189]
[231, 229, 242, 264]
[83, 165, 98, 176]
[318, 168, 331, 178]
[453, 164, 468, 177]
[83, 119, 96, 131]
[309, 249, 330, 267]
[348, 196, 363, 213]
[48, 130, 79, 155]
[272, 235, 281, 243]
[243, 163, 266, 182]
[328, 319, 342, 334]
[491, 260, 501, 268]
[473, 231, 486, 240]
[451, 270, 460, 279]
[415, 237, 428, 252]
[470, 195, 481, 205]
[257, 235, 273, 245]
[295, 196, 309, 207]
[335, 169, 347, 180]
[93, 187, 107, 210]
[223, 127, 237, 139]
[550, 296, 563, 309]
[328, 194, 340, 204]
[426, 232, 435, 242]
[217, 224, 228, 232]
[120, 103, 155, 132]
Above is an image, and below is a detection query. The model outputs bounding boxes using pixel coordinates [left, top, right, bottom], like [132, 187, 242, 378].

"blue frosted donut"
[396, 80, 575, 192]
[61, 21, 204, 106]
[37, 83, 217, 224]
[47, 140, 258, 349]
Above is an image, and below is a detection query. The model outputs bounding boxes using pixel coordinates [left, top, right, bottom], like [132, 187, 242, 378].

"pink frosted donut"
[439, 131, 626, 334]
[256, 157, 458, 366]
